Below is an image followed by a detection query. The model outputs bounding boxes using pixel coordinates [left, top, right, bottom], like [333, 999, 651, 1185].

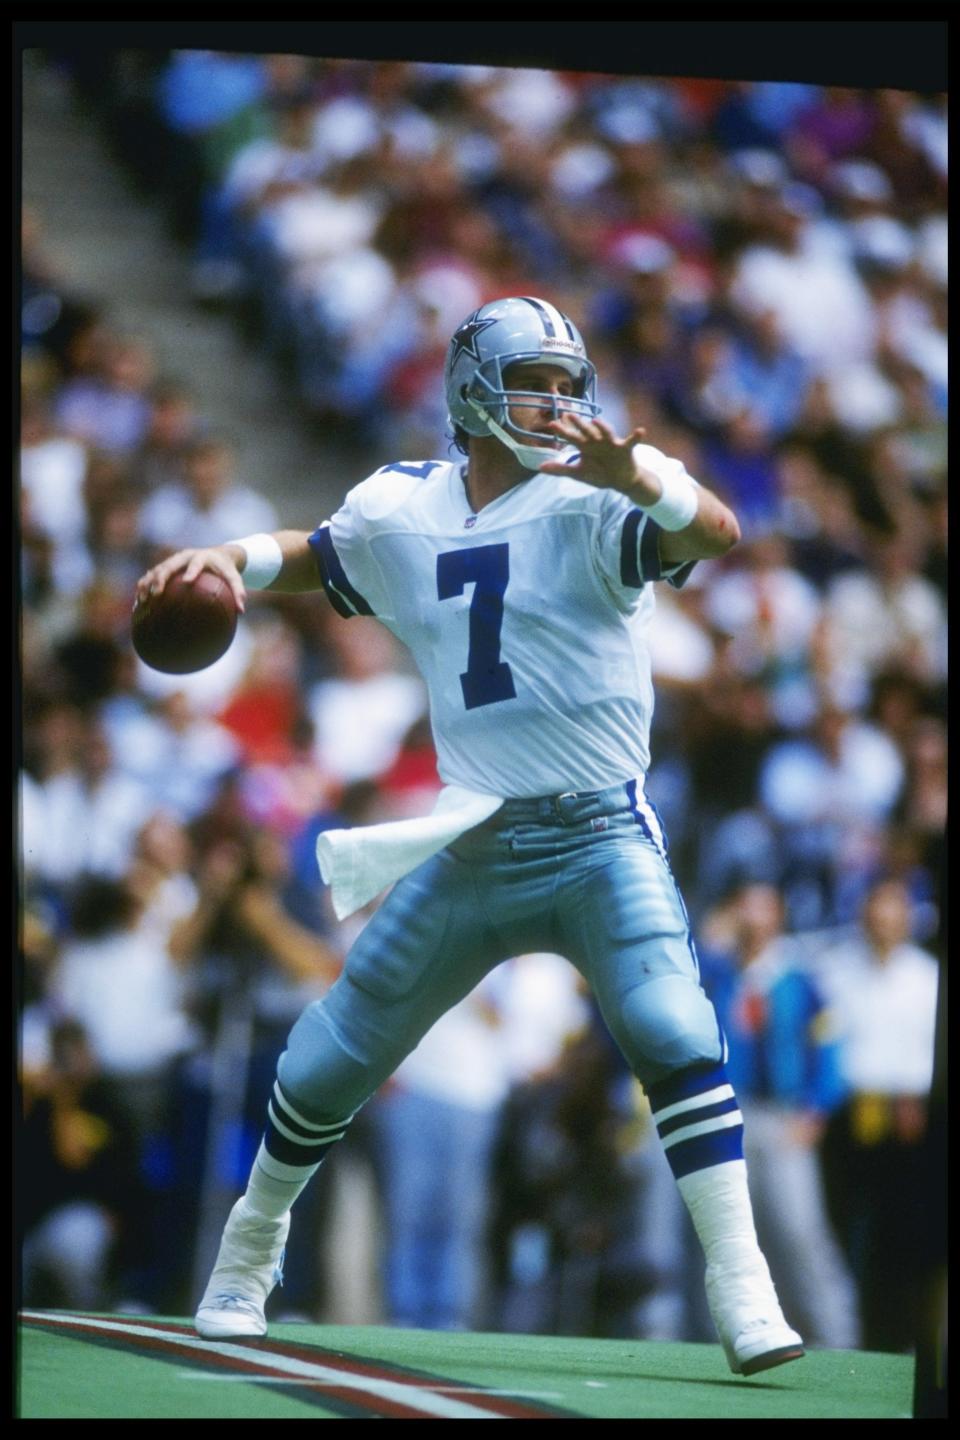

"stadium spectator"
[489, 1017, 650, 1339]
[250, 154, 386, 300]
[49, 873, 202, 1114]
[133, 378, 204, 494]
[704, 534, 822, 728]
[176, 817, 341, 1030]
[158, 50, 267, 146]
[772, 441, 865, 592]
[217, 616, 306, 767]
[824, 526, 947, 694]
[20, 395, 89, 582]
[698, 883, 859, 1348]
[373, 269, 484, 457]
[27, 714, 155, 896]
[591, 236, 693, 413]
[885, 716, 946, 944]
[307, 617, 427, 789]
[192, 88, 329, 302]
[784, 86, 878, 184]
[26, 448, 149, 604]
[21, 1018, 145, 1311]
[155, 50, 269, 242]
[140, 434, 279, 554]
[126, 811, 204, 959]
[865, 89, 947, 213]
[50, 579, 132, 710]
[92, 488, 152, 593]
[729, 181, 875, 373]
[710, 83, 820, 154]
[712, 305, 813, 444]
[104, 688, 242, 824]
[758, 701, 905, 928]
[53, 332, 156, 455]
[816, 877, 939, 1352]
[372, 977, 511, 1331]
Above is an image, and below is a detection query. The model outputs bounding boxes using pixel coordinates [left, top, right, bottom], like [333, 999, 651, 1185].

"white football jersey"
[310, 451, 695, 798]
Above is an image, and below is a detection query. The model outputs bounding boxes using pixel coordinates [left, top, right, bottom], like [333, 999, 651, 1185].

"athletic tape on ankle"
[640, 454, 699, 532]
[235, 533, 283, 589]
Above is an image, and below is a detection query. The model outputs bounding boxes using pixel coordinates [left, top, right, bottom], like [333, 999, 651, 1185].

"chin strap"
[467, 397, 561, 472]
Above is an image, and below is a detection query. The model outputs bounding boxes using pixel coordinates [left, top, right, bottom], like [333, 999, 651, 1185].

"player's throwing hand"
[539, 416, 665, 507]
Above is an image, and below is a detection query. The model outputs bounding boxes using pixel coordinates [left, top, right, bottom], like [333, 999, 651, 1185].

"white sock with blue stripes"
[242, 1079, 353, 1222]
[647, 1061, 769, 1278]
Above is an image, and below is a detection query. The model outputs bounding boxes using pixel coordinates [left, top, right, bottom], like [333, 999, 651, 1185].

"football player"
[137, 296, 803, 1376]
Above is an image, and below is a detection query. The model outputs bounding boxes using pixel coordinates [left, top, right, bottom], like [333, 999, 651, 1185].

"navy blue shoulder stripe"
[620, 511, 668, 587]
[308, 526, 375, 618]
[309, 528, 354, 617]
[641, 516, 663, 581]
[620, 509, 643, 587]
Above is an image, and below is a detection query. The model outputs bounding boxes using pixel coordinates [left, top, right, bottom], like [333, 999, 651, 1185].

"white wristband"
[234, 533, 284, 589]
[640, 455, 700, 532]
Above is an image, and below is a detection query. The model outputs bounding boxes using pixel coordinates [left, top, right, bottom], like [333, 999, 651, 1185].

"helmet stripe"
[520, 296, 581, 350]
[541, 298, 576, 342]
[519, 295, 558, 339]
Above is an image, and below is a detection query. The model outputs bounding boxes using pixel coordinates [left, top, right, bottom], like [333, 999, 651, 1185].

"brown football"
[132, 571, 238, 674]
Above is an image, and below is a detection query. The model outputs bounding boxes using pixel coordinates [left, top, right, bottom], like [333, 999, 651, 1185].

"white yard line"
[175, 1372, 564, 1399]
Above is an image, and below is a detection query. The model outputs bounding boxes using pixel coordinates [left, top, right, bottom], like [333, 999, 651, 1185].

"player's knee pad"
[614, 973, 722, 1085]
[276, 996, 386, 1124]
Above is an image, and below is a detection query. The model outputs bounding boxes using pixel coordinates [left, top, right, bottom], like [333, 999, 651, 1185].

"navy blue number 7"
[437, 544, 517, 710]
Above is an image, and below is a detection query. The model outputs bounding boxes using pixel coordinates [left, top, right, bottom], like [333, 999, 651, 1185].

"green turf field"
[18, 1312, 914, 1419]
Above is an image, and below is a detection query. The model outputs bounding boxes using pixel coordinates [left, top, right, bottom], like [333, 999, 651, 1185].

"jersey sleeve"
[308, 487, 390, 621]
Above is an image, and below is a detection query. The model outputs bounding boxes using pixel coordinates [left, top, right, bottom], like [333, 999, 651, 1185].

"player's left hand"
[539, 415, 662, 504]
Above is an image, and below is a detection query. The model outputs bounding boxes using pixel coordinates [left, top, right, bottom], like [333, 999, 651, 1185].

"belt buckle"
[554, 791, 578, 822]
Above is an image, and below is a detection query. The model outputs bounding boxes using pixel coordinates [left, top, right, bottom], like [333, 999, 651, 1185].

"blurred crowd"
[20, 51, 945, 1355]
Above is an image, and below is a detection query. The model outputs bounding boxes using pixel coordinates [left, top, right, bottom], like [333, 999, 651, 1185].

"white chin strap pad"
[468, 398, 557, 471]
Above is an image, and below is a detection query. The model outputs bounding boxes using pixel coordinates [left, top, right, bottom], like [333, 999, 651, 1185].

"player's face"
[503, 362, 576, 446]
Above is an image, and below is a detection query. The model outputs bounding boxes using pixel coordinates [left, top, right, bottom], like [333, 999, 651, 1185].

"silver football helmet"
[445, 296, 600, 469]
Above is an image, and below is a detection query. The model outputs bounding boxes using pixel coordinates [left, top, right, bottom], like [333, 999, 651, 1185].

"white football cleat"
[706, 1264, 805, 1377]
[195, 1198, 290, 1339]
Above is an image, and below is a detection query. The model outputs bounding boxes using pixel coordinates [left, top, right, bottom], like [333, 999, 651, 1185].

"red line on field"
[20, 1312, 570, 1420]
[22, 1319, 454, 1416]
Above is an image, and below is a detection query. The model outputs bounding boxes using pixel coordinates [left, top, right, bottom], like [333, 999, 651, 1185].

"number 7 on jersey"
[437, 544, 517, 710]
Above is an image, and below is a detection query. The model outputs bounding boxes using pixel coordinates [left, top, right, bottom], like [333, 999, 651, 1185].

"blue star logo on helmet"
[449, 313, 499, 366]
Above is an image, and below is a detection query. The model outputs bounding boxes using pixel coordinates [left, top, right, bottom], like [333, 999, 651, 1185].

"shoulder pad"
[349, 461, 448, 520]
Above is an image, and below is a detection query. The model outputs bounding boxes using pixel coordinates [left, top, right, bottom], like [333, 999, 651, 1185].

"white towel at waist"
[316, 785, 504, 920]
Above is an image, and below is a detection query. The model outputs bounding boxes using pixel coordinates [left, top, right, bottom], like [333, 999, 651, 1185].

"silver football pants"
[278, 783, 724, 1122]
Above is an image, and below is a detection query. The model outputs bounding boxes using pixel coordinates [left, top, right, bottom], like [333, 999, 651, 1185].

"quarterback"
[137, 296, 803, 1375]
